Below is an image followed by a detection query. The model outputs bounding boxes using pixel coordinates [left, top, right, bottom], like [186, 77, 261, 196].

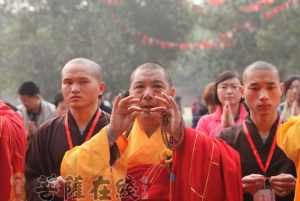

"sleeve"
[9, 118, 27, 175]
[60, 127, 121, 200]
[0, 110, 27, 201]
[215, 139, 243, 201]
[0, 117, 13, 201]
[8, 117, 27, 201]
[25, 127, 49, 201]
[0, 103, 37, 201]
[218, 125, 241, 147]
[277, 116, 300, 164]
[195, 116, 210, 135]
[61, 125, 129, 175]
[61, 126, 111, 177]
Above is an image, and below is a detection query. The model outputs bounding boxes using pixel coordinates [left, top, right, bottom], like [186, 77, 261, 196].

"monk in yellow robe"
[60, 62, 243, 201]
[277, 116, 300, 201]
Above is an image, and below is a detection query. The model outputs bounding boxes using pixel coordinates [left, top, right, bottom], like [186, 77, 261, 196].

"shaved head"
[243, 61, 279, 83]
[62, 58, 103, 82]
[130, 62, 173, 87]
[61, 58, 106, 110]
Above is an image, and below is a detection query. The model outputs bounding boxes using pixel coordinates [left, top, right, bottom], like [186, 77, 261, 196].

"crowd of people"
[1, 58, 300, 201]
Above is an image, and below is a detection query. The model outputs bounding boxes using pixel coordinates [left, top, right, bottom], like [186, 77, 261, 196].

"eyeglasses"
[289, 85, 300, 91]
[217, 84, 241, 91]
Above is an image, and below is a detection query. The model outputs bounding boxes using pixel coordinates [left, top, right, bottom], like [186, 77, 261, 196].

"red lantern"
[261, 0, 274, 5]
[208, 0, 225, 6]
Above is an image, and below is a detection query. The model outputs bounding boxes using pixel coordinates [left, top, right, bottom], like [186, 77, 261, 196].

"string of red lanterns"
[102, 0, 297, 51]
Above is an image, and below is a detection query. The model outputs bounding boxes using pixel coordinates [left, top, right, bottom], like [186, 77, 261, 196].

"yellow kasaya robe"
[61, 120, 170, 201]
[277, 116, 300, 201]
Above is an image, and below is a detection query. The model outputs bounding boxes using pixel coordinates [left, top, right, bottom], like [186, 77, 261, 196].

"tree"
[173, 0, 300, 100]
[0, 0, 197, 101]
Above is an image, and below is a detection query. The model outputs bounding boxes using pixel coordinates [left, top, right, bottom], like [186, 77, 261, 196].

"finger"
[112, 95, 122, 112]
[241, 180, 254, 185]
[48, 182, 55, 190]
[57, 177, 66, 185]
[273, 189, 285, 197]
[161, 93, 179, 115]
[118, 96, 140, 107]
[271, 181, 295, 194]
[242, 175, 265, 183]
[246, 174, 265, 178]
[271, 181, 295, 189]
[161, 92, 172, 105]
[149, 106, 168, 113]
[154, 96, 170, 107]
[223, 101, 229, 110]
[270, 174, 296, 182]
[128, 105, 143, 113]
[243, 181, 265, 189]
[272, 185, 287, 193]
[225, 101, 230, 106]
[129, 111, 140, 122]
[169, 96, 180, 112]
[273, 188, 291, 197]
[271, 178, 296, 185]
[242, 182, 259, 188]
[242, 182, 264, 193]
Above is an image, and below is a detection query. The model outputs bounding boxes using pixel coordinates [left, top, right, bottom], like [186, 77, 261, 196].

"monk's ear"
[241, 85, 245, 97]
[280, 82, 284, 96]
[98, 82, 106, 96]
[239, 84, 243, 95]
[169, 86, 176, 97]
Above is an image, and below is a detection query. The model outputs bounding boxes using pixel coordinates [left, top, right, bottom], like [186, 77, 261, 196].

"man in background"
[17, 81, 55, 137]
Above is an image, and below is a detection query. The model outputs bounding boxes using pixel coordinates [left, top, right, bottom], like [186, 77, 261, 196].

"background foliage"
[0, 0, 299, 105]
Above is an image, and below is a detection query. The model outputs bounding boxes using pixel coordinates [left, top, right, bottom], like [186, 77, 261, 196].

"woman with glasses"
[196, 71, 248, 137]
[279, 75, 300, 122]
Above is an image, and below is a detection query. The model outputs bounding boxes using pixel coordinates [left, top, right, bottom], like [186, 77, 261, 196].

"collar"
[245, 114, 280, 146]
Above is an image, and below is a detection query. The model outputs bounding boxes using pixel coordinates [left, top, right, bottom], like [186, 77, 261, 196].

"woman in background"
[279, 75, 300, 122]
[196, 71, 248, 137]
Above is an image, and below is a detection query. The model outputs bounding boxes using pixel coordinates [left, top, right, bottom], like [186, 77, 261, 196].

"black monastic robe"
[219, 116, 296, 201]
[25, 110, 110, 201]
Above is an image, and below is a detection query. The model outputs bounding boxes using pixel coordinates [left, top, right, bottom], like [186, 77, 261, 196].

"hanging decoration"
[240, 0, 275, 13]
[263, 0, 297, 20]
[121, 22, 256, 50]
[103, 0, 123, 5]
[101, 0, 298, 51]
[207, 0, 225, 7]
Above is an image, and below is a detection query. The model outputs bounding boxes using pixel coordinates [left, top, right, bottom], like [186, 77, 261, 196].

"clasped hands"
[242, 173, 296, 197]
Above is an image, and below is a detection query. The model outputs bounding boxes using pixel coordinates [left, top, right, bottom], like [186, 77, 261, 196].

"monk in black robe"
[25, 58, 110, 201]
[219, 61, 296, 201]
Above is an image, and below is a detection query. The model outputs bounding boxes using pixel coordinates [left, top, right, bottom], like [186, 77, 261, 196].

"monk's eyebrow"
[152, 80, 165, 84]
[248, 82, 259, 87]
[133, 81, 144, 85]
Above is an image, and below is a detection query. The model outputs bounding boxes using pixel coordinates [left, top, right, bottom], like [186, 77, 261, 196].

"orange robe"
[0, 101, 27, 201]
[277, 116, 300, 201]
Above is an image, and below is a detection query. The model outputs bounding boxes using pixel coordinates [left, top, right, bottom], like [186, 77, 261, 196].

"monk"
[0, 100, 27, 201]
[25, 58, 110, 201]
[277, 116, 300, 201]
[61, 62, 243, 201]
[219, 61, 296, 201]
